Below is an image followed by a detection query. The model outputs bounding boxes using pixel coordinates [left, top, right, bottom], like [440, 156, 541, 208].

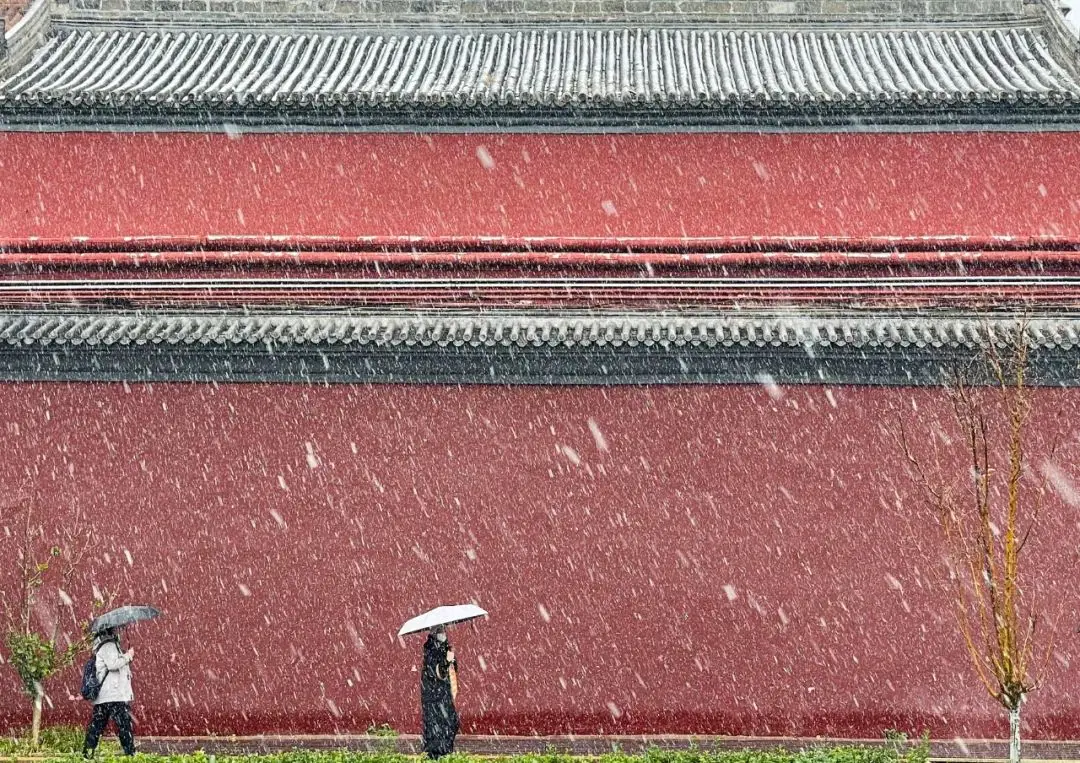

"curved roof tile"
[2, 25, 1078, 109]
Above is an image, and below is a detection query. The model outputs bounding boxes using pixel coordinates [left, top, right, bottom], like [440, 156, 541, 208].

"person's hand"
[447, 650, 456, 665]
[125, 648, 135, 660]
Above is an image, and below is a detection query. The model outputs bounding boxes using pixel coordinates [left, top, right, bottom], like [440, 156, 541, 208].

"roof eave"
[4, 5, 1079, 131]
[1033, 0, 1080, 82]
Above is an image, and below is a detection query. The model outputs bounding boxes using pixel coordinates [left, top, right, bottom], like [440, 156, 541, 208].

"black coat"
[421, 634, 459, 758]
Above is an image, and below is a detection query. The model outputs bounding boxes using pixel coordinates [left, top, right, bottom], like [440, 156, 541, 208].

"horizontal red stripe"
[1, 280, 1078, 308]
[5, 235, 1080, 254]
[3, 247, 1080, 276]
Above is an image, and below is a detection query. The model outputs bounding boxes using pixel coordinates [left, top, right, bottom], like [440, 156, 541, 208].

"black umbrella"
[90, 605, 161, 634]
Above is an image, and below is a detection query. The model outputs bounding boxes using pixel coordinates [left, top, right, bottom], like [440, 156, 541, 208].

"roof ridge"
[51, 14, 1040, 32]
[0, 0, 52, 79]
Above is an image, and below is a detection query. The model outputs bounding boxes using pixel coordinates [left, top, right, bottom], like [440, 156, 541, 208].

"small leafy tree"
[2, 490, 99, 748]
[897, 324, 1060, 763]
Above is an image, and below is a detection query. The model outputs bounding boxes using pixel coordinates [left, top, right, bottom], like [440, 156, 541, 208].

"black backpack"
[79, 644, 111, 701]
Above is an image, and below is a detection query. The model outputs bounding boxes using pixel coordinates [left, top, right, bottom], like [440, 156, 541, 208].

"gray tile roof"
[2, 23, 1078, 115]
[1, 310, 1076, 349]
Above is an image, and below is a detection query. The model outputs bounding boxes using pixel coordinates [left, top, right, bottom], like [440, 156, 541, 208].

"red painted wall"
[0, 383, 1078, 738]
[1, 132, 1079, 246]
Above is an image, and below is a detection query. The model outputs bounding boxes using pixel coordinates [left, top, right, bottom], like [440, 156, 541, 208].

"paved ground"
[137, 734, 1080, 760]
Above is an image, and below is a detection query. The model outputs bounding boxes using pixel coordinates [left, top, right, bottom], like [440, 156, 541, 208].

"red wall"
[1, 132, 1079, 245]
[1, 382, 1078, 738]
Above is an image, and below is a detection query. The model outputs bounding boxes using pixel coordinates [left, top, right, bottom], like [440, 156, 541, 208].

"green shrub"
[0, 724, 121, 756]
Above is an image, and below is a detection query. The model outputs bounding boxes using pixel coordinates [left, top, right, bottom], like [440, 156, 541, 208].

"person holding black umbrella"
[81, 605, 160, 758]
[82, 626, 136, 757]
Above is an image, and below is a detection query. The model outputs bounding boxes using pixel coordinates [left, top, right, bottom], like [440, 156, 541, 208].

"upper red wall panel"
[1, 132, 1079, 246]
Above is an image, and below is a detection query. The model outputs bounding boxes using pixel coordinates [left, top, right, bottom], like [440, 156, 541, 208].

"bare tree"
[897, 323, 1059, 763]
[2, 490, 104, 748]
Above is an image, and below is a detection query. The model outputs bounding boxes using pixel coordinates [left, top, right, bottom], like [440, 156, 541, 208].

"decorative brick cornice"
[1, 309, 1078, 385]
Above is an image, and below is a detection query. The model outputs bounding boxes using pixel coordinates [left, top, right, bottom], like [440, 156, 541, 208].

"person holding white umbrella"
[420, 626, 458, 758]
[399, 604, 486, 759]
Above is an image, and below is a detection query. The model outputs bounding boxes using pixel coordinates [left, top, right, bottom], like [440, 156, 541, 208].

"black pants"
[83, 701, 135, 756]
[422, 699, 459, 759]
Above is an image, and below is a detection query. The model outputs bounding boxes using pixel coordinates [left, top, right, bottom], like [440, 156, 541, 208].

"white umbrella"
[398, 604, 488, 637]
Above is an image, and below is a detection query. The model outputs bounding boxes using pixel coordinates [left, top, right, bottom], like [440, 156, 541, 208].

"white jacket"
[93, 638, 134, 705]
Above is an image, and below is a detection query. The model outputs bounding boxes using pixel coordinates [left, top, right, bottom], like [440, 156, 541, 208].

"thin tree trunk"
[30, 686, 43, 749]
[1009, 700, 1022, 763]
